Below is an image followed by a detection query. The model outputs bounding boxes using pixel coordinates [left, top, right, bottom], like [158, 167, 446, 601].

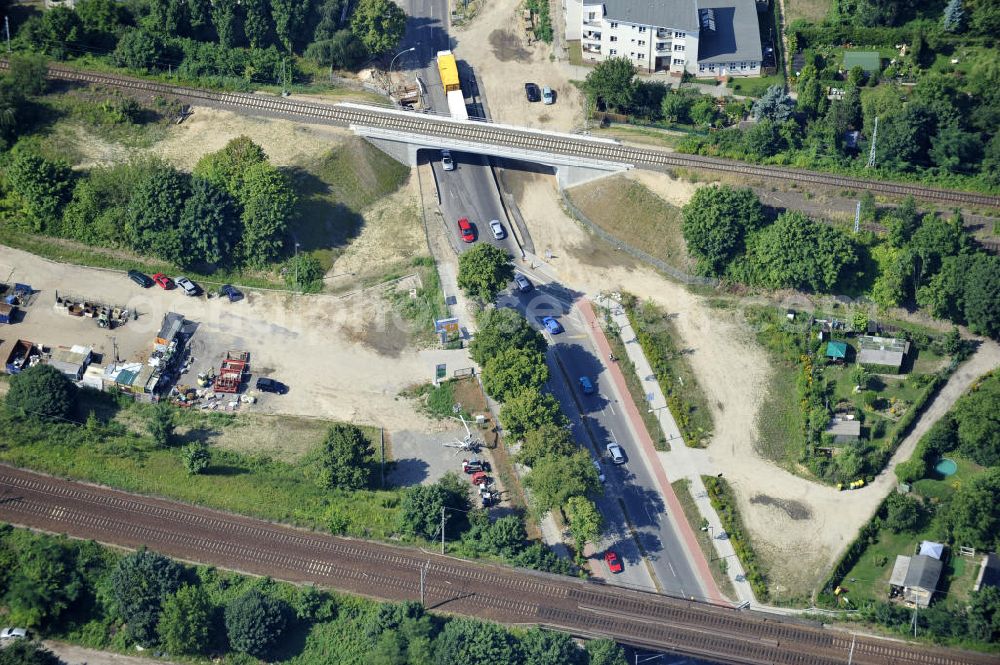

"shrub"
[5, 364, 76, 421]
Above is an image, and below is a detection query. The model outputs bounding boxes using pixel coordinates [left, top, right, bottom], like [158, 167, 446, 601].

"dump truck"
[214, 350, 249, 393]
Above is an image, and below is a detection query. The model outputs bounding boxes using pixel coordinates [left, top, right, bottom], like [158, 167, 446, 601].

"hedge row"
[703, 476, 769, 600]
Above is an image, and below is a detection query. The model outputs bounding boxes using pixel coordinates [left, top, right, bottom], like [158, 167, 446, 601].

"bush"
[224, 590, 287, 658]
[313, 423, 375, 491]
[703, 476, 769, 600]
[5, 364, 76, 421]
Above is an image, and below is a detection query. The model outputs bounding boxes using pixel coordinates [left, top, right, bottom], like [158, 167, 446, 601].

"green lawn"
[730, 74, 786, 97]
[838, 527, 916, 604]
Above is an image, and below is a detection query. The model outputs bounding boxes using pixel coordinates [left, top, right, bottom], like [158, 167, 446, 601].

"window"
[708, 64, 715, 71]
[587, 12, 596, 20]
[674, 31, 685, 38]
[609, 48, 617, 55]
[638, 26, 647, 32]
[609, 36, 618, 42]
[673, 58, 685, 65]
[699, 64, 706, 72]
[638, 40, 645, 46]
[740, 62, 747, 69]
[674, 44, 684, 51]
[610, 21, 618, 27]
[638, 52, 645, 58]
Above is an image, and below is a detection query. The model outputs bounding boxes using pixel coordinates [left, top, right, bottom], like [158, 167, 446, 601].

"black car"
[524, 82, 541, 102]
[128, 269, 154, 288]
[219, 284, 244, 302]
[255, 377, 288, 394]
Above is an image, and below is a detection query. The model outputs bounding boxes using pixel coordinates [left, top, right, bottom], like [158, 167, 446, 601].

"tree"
[187, 0, 216, 41]
[194, 136, 269, 195]
[499, 388, 567, 441]
[943, 0, 966, 31]
[480, 515, 527, 558]
[146, 403, 175, 448]
[967, 586, 1000, 643]
[112, 29, 164, 71]
[742, 120, 784, 158]
[743, 211, 858, 292]
[517, 423, 576, 467]
[583, 57, 637, 113]
[953, 373, 1000, 466]
[111, 549, 183, 646]
[564, 496, 603, 555]
[225, 590, 288, 658]
[962, 254, 1000, 339]
[146, 0, 190, 36]
[931, 122, 982, 173]
[482, 347, 549, 402]
[7, 53, 50, 97]
[158, 584, 213, 655]
[876, 105, 935, 171]
[243, 0, 273, 48]
[681, 185, 765, 276]
[660, 91, 695, 124]
[177, 178, 238, 268]
[751, 85, 795, 122]
[796, 72, 828, 120]
[181, 442, 211, 475]
[350, 0, 405, 54]
[284, 253, 324, 291]
[5, 364, 76, 421]
[18, 7, 83, 60]
[0, 641, 64, 665]
[585, 639, 627, 665]
[399, 473, 470, 540]
[236, 162, 296, 266]
[525, 450, 601, 512]
[689, 96, 718, 127]
[3, 537, 82, 629]
[882, 492, 921, 533]
[125, 163, 190, 261]
[433, 617, 523, 665]
[6, 150, 73, 231]
[211, 0, 240, 48]
[271, 0, 313, 52]
[457, 244, 514, 302]
[314, 424, 375, 490]
[942, 468, 1000, 551]
[305, 30, 368, 69]
[521, 628, 586, 665]
[469, 308, 546, 366]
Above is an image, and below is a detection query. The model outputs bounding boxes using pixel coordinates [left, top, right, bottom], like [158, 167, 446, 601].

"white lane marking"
[608, 403, 616, 415]
[610, 430, 618, 444]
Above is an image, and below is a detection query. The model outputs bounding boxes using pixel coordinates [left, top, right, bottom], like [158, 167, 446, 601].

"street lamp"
[389, 47, 416, 98]
[294, 242, 301, 291]
[701, 524, 715, 539]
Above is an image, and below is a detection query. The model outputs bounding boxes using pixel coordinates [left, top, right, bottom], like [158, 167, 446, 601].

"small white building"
[573, 0, 762, 76]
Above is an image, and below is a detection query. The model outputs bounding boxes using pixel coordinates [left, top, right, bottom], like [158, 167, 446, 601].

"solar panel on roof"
[700, 8, 716, 30]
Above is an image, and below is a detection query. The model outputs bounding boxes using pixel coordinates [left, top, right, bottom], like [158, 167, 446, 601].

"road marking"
[610, 430, 618, 444]
[608, 403, 616, 415]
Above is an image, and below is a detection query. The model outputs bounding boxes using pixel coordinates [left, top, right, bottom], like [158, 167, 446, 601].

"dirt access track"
[0, 244, 466, 433]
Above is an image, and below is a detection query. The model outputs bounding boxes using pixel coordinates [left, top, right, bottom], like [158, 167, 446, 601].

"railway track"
[3, 61, 997, 209]
[0, 466, 992, 665]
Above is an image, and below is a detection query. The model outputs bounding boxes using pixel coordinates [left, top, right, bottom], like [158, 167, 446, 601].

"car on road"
[458, 217, 476, 243]
[579, 376, 595, 395]
[0, 628, 27, 640]
[513, 273, 532, 293]
[255, 377, 288, 394]
[219, 284, 244, 302]
[592, 459, 606, 483]
[542, 86, 554, 104]
[176, 276, 199, 296]
[604, 550, 624, 574]
[524, 82, 541, 102]
[441, 150, 455, 171]
[606, 442, 626, 464]
[542, 316, 563, 334]
[489, 219, 506, 240]
[128, 269, 154, 288]
[152, 273, 174, 290]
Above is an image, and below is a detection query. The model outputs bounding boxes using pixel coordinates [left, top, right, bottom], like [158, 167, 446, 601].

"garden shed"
[825, 341, 848, 363]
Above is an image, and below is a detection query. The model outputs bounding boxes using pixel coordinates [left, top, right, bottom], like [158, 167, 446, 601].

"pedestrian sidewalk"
[592, 294, 758, 606]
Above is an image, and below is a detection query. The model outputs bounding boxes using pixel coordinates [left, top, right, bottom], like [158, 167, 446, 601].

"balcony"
[657, 29, 671, 39]
[583, 30, 602, 41]
[582, 43, 602, 53]
[583, 19, 602, 27]
[655, 41, 671, 52]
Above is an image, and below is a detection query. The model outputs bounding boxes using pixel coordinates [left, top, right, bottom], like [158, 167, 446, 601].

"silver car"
[441, 150, 455, 171]
[175, 276, 198, 296]
[606, 442, 626, 464]
[489, 219, 505, 239]
[542, 86, 554, 105]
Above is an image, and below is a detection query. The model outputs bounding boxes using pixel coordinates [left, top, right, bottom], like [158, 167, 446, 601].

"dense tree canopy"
[953, 373, 1000, 467]
[399, 474, 470, 540]
[2, 536, 82, 629]
[457, 244, 515, 302]
[584, 57, 637, 112]
[521, 627, 587, 665]
[434, 618, 524, 665]
[681, 185, 765, 276]
[111, 549, 183, 646]
[482, 347, 549, 402]
[179, 177, 239, 268]
[0, 641, 65, 665]
[224, 589, 288, 658]
[470, 308, 547, 366]
[6, 150, 74, 230]
[941, 468, 1000, 551]
[314, 424, 375, 491]
[125, 162, 190, 261]
[157, 584, 212, 655]
[517, 423, 576, 467]
[5, 364, 76, 421]
[350, 0, 406, 54]
[525, 450, 602, 512]
[499, 388, 567, 441]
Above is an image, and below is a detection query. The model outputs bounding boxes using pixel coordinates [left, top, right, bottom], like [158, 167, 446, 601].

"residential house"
[574, 0, 762, 76]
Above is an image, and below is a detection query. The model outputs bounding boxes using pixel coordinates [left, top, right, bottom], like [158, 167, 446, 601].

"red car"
[458, 217, 475, 243]
[152, 273, 175, 290]
[604, 550, 624, 574]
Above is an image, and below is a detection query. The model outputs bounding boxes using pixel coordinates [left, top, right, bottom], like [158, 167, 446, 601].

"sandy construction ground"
[502, 167, 1000, 599]
[452, 0, 586, 132]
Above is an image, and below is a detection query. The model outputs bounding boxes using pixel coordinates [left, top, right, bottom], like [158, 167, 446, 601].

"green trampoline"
[934, 458, 958, 476]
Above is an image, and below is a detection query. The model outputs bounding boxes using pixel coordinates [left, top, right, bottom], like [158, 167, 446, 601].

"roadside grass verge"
[703, 475, 770, 601]
[566, 175, 697, 275]
[387, 257, 448, 346]
[620, 294, 715, 447]
[672, 479, 738, 601]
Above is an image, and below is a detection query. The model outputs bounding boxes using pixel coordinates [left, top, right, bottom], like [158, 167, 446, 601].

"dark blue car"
[219, 284, 243, 302]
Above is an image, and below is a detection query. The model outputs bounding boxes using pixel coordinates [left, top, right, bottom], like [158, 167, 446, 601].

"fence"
[559, 191, 718, 287]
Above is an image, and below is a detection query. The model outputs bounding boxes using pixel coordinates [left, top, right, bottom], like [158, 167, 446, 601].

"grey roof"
[976, 553, 1000, 591]
[889, 555, 911, 587]
[696, 0, 763, 64]
[858, 348, 904, 368]
[919, 541, 944, 560]
[904, 554, 943, 592]
[825, 417, 860, 441]
[601, 0, 701, 32]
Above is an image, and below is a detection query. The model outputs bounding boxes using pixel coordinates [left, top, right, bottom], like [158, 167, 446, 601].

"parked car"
[458, 217, 476, 243]
[175, 276, 199, 296]
[441, 150, 455, 171]
[604, 550, 624, 574]
[489, 219, 506, 240]
[542, 316, 563, 334]
[513, 273, 532, 293]
[127, 269, 154, 288]
[542, 86, 554, 104]
[219, 284, 243, 302]
[152, 273, 175, 290]
[578, 376, 595, 395]
[592, 459, 606, 483]
[0, 628, 27, 640]
[524, 82, 541, 102]
[462, 458, 491, 474]
[255, 377, 288, 394]
[606, 442, 626, 464]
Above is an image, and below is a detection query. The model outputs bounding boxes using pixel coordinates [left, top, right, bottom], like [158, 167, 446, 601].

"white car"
[606, 443, 626, 464]
[489, 219, 505, 240]
[513, 273, 532, 293]
[542, 86, 554, 105]
[441, 150, 455, 171]
[592, 459, 606, 483]
[0, 628, 27, 640]
[175, 276, 198, 296]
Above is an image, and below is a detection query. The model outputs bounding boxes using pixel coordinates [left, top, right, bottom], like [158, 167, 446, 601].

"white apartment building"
[573, 0, 763, 77]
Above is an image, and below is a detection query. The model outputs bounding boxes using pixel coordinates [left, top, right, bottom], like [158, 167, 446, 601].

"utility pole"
[867, 116, 879, 169]
[419, 560, 430, 605]
[854, 201, 861, 234]
[440, 506, 447, 554]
